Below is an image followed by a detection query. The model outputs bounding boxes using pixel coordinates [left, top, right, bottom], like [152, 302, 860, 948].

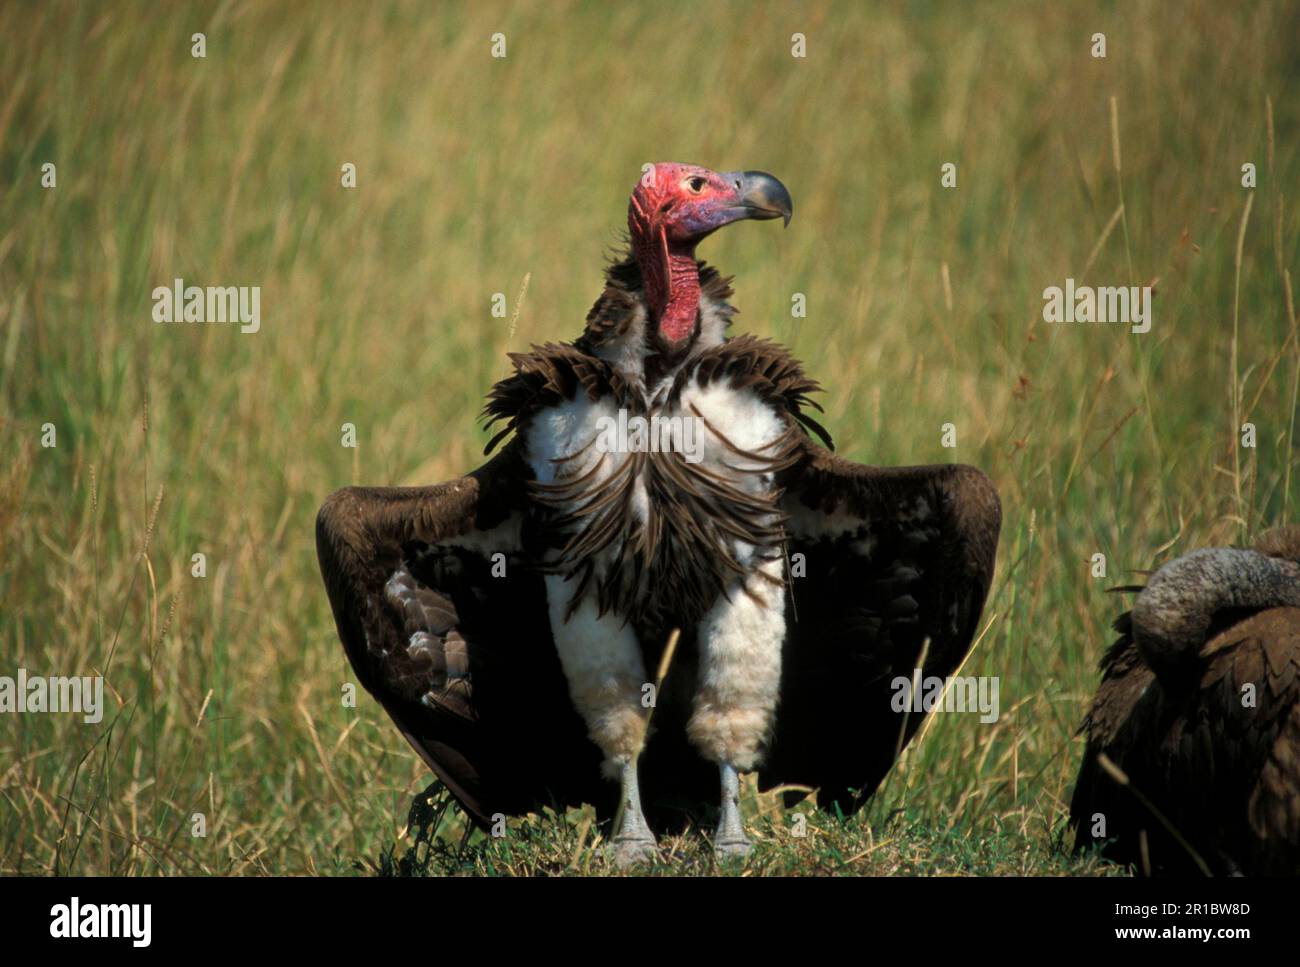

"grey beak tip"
[732, 170, 792, 227]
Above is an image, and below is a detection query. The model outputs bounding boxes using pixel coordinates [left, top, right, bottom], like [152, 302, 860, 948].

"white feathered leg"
[545, 574, 655, 866]
[687, 555, 786, 858]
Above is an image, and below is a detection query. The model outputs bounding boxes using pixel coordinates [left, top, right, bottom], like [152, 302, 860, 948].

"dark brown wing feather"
[761, 449, 1001, 812]
[1071, 606, 1300, 875]
[315, 443, 610, 828]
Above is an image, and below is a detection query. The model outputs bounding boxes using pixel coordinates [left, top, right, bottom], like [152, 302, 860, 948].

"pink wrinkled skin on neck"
[655, 249, 700, 344]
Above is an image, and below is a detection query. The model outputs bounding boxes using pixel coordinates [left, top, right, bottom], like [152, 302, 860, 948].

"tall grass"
[2, 0, 1298, 875]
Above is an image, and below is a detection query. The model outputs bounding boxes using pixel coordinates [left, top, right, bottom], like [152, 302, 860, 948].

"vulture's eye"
[687, 176, 707, 194]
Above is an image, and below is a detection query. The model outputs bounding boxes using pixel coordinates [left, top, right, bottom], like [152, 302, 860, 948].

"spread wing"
[315, 443, 610, 829]
[1071, 605, 1300, 874]
[761, 446, 1001, 812]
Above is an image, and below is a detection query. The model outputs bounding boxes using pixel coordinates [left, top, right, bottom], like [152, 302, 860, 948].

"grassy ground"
[3, 0, 1298, 876]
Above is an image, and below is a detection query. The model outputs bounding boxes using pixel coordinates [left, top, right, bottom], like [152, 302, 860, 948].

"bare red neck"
[632, 226, 699, 347]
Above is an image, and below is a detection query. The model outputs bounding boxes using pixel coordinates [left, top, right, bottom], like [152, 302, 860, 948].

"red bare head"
[628, 162, 792, 352]
[629, 163, 793, 247]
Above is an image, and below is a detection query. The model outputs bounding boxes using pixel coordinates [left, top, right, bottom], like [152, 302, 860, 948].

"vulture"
[316, 162, 1001, 865]
[1071, 526, 1300, 875]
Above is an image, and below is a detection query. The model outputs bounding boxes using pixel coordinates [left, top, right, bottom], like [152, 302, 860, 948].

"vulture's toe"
[611, 832, 658, 869]
[713, 832, 753, 861]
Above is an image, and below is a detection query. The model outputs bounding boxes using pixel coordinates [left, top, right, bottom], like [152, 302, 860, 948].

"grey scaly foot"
[713, 762, 752, 860]
[613, 831, 657, 868]
[610, 759, 658, 869]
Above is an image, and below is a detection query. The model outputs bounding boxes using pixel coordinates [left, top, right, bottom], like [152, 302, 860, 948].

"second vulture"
[1072, 527, 1300, 875]
[317, 163, 1001, 865]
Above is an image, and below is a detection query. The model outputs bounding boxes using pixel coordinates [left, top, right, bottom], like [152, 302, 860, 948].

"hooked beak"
[731, 170, 793, 227]
[664, 168, 794, 243]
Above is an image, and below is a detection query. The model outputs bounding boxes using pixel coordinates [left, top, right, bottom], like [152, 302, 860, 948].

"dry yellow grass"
[2, 0, 1298, 875]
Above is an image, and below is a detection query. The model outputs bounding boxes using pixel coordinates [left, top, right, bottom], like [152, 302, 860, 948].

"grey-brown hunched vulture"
[1072, 526, 1300, 875]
